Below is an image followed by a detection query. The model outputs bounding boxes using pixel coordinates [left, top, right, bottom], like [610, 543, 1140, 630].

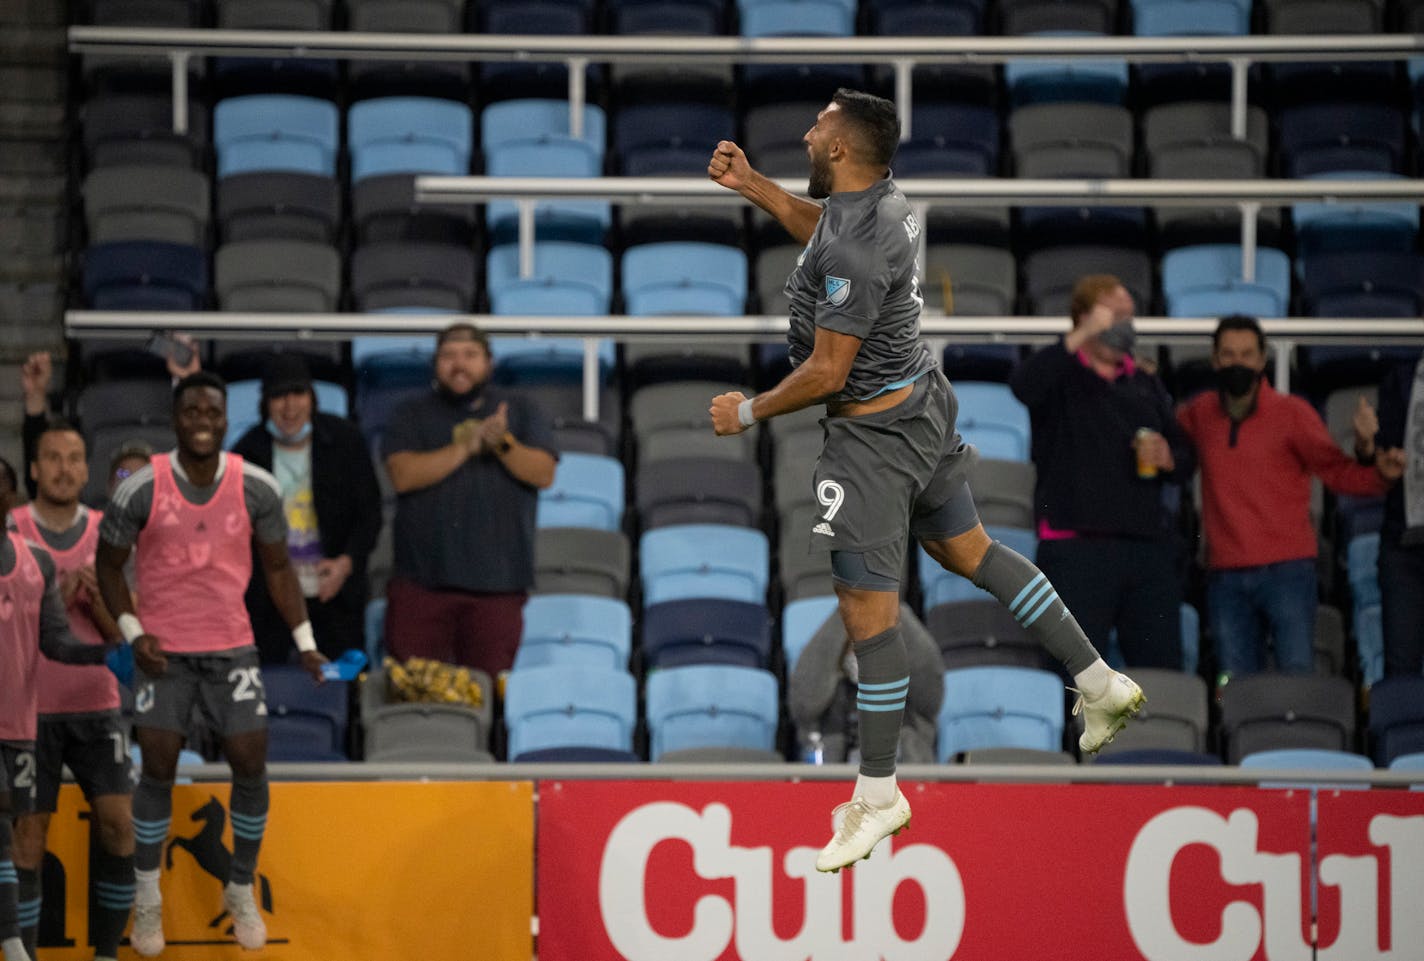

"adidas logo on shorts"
[812, 522, 835, 537]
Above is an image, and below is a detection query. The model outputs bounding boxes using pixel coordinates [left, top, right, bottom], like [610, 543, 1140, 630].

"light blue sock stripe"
[97, 895, 134, 909]
[94, 880, 134, 891]
[230, 813, 267, 827]
[858, 689, 908, 702]
[1022, 589, 1060, 628]
[858, 677, 910, 692]
[0, 862, 17, 883]
[858, 700, 907, 712]
[1009, 573, 1046, 614]
[1014, 580, 1055, 622]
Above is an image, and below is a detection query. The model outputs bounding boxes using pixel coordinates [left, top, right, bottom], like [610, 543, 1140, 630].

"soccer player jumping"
[708, 89, 1144, 873]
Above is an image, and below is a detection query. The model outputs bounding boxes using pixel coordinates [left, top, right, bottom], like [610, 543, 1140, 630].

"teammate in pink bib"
[96, 372, 327, 957]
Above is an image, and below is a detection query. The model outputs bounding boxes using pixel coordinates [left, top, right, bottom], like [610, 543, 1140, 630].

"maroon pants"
[384, 577, 526, 679]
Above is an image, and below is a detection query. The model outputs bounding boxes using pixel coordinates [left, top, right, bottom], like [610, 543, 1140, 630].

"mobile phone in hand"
[145, 331, 195, 368]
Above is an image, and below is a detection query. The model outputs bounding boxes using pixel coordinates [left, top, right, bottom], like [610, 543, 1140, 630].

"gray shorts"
[1, 742, 37, 815]
[133, 649, 268, 740]
[810, 369, 981, 590]
[34, 712, 137, 812]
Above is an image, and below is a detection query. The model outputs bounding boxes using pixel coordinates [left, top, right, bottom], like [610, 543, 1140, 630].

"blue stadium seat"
[642, 598, 772, 669]
[622, 242, 748, 316]
[1132, 0, 1249, 34]
[513, 594, 633, 670]
[482, 99, 606, 160]
[738, 0, 854, 35]
[1240, 747, 1374, 772]
[1368, 676, 1424, 767]
[485, 242, 615, 381]
[1293, 172, 1420, 256]
[1299, 251, 1424, 317]
[1390, 752, 1424, 774]
[537, 452, 625, 531]
[1161, 245, 1292, 318]
[214, 95, 339, 177]
[82, 241, 207, 310]
[351, 335, 435, 371]
[782, 595, 839, 671]
[937, 666, 1065, 761]
[640, 523, 770, 605]
[503, 664, 637, 759]
[348, 97, 474, 182]
[484, 242, 614, 306]
[262, 664, 349, 761]
[645, 664, 780, 760]
[1005, 32, 1129, 105]
[484, 142, 611, 244]
[949, 381, 1031, 461]
[920, 524, 1037, 613]
[614, 103, 735, 176]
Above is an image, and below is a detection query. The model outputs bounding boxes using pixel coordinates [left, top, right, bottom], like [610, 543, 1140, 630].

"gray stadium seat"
[217, 172, 341, 244]
[636, 457, 762, 531]
[1218, 674, 1357, 764]
[924, 244, 1017, 316]
[1023, 245, 1153, 317]
[1010, 103, 1133, 178]
[534, 527, 631, 599]
[216, 0, 334, 29]
[215, 239, 341, 312]
[360, 667, 494, 763]
[75, 379, 172, 433]
[83, 165, 209, 245]
[351, 241, 477, 312]
[967, 458, 1036, 529]
[925, 599, 1052, 672]
[1090, 668, 1210, 758]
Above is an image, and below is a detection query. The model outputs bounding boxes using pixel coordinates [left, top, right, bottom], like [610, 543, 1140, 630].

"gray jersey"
[784, 177, 936, 401]
[99, 451, 287, 549]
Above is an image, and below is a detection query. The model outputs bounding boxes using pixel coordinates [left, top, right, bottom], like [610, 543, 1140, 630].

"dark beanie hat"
[261, 353, 313, 398]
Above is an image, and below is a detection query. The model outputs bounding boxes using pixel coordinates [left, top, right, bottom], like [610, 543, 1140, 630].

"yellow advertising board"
[37, 780, 534, 961]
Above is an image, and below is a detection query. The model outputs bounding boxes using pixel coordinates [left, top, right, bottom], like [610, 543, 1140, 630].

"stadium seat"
[926, 599, 1050, 672]
[1217, 674, 1357, 764]
[214, 95, 340, 177]
[781, 595, 839, 671]
[635, 457, 762, 530]
[82, 241, 207, 311]
[262, 664, 349, 761]
[348, 97, 474, 182]
[362, 666, 494, 762]
[351, 241, 477, 312]
[639, 523, 769, 605]
[537, 452, 625, 531]
[216, 0, 335, 28]
[1293, 172, 1419, 256]
[920, 524, 1037, 609]
[949, 383, 1031, 462]
[214, 239, 341, 312]
[1010, 102, 1132, 178]
[534, 527, 631, 599]
[513, 594, 633, 670]
[614, 102, 735, 175]
[1299, 250, 1424, 317]
[621, 242, 748, 316]
[645, 664, 780, 760]
[1161, 245, 1293, 318]
[75, 379, 172, 433]
[967, 458, 1035, 529]
[81, 92, 208, 169]
[642, 598, 772, 669]
[1023, 245, 1153, 317]
[924, 244, 1016, 316]
[1132, 0, 1249, 34]
[1368, 676, 1424, 767]
[1278, 101, 1406, 177]
[504, 664, 637, 759]
[83, 165, 209, 246]
[484, 142, 609, 244]
[1000, 0, 1116, 33]
[1090, 668, 1209, 757]
[1004, 32, 1128, 106]
[217, 172, 341, 243]
[937, 665, 1065, 761]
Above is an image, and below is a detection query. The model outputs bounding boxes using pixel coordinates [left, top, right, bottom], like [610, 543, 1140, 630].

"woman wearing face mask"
[1011, 274, 1196, 672]
[231, 354, 383, 664]
[1177, 315, 1403, 689]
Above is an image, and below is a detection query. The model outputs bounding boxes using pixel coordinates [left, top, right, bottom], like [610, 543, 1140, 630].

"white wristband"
[292, 621, 317, 653]
[737, 398, 757, 428]
[117, 613, 144, 643]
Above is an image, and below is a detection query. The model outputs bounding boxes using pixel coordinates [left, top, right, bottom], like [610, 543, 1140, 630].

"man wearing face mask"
[1178, 315, 1401, 685]
[383, 323, 557, 678]
[1012, 274, 1195, 670]
[231, 354, 382, 663]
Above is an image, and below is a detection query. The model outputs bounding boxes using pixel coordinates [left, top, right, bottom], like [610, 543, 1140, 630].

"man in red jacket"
[1177, 315, 1405, 685]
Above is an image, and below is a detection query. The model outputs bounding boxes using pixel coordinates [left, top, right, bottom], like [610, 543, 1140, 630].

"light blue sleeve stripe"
[1009, 573, 1046, 614]
[1014, 581, 1055, 623]
[858, 688, 909, 702]
[858, 700, 907, 712]
[1022, 589, 1060, 628]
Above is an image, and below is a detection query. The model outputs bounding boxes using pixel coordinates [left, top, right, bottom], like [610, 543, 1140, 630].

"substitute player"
[96, 372, 327, 956]
[0, 455, 121, 961]
[11, 422, 135, 961]
[708, 89, 1144, 872]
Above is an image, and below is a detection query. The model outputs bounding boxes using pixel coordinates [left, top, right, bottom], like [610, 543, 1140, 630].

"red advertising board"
[1315, 788, 1424, 960]
[538, 780, 1314, 961]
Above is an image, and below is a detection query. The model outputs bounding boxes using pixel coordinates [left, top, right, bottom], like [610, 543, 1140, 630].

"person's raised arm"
[708, 140, 822, 245]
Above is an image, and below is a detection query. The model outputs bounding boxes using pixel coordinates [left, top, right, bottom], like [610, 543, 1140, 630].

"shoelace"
[831, 798, 872, 839]
[1068, 686, 1086, 718]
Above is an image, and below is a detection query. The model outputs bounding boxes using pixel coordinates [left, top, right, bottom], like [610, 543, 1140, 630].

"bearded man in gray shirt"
[708, 88, 1145, 872]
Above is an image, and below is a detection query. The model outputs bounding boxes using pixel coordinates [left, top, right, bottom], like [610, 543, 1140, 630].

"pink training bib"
[11, 507, 119, 715]
[135, 453, 255, 654]
[0, 530, 50, 741]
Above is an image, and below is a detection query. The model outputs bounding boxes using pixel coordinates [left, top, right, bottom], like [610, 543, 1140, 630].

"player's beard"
[807, 149, 831, 199]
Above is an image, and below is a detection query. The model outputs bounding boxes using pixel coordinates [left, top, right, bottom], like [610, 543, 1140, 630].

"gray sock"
[91, 849, 134, 958]
[973, 540, 1100, 675]
[0, 820, 19, 945]
[228, 775, 268, 887]
[854, 625, 909, 779]
[132, 775, 173, 874]
[14, 870, 35, 959]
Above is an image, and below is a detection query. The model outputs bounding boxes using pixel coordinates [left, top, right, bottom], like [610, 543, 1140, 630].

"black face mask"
[1215, 365, 1260, 398]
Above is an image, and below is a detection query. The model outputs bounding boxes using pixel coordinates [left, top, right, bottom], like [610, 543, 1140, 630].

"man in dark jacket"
[232, 354, 382, 662]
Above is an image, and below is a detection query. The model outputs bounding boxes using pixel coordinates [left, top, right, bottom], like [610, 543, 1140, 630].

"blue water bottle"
[803, 730, 824, 765]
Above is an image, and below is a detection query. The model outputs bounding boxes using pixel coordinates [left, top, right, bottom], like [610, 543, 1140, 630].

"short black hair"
[173, 370, 227, 406]
[1212, 314, 1266, 353]
[831, 88, 900, 169]
[0, 456, 16, 495]
[34, 418, 84, 459]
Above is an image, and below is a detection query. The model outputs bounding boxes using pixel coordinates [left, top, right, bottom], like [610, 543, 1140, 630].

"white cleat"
[223, 882, 267, 951]
[814, 789, 911, 873]
[129, 899, 165, 957]
[1073, 671, 1146, 755]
